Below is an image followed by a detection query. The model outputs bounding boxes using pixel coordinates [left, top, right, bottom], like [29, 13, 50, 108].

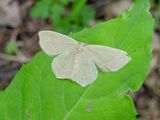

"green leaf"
[0, 0, 153, 120]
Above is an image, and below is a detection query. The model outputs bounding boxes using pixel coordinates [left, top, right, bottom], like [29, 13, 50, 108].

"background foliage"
[31, 0, 95, 34]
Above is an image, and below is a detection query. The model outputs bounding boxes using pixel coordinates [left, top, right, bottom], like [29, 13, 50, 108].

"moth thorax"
[78, 43, 86, 52]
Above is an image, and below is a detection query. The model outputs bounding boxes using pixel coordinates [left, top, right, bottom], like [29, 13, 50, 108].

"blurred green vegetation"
[152, 0, 160, 29]
[5, 41, 18, 55]
[31, 0, 95, 34]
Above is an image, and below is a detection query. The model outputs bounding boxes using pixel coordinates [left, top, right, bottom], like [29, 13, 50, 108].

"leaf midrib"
[63, 85, 92, 120]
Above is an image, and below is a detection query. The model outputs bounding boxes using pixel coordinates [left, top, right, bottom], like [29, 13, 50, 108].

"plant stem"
[69, 0, 87, 20]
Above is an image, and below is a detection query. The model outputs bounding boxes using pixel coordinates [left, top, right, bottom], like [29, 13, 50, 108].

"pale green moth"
[39, 31, 131, 87]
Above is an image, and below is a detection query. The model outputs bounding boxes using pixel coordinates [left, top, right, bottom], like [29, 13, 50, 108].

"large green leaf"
[0, 0, 153, 120]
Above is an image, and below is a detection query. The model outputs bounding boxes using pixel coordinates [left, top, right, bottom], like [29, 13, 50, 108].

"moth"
[39, 31, 131, 87]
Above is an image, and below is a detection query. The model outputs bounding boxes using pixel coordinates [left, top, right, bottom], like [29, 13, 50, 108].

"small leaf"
[61, 0, 72, 5]
[0, 0, 153, 120]
[51, 4, 65, 25]
[5, 41, 18, 54]
[80, 6, 95, 25]
[31, 0, 52, 19]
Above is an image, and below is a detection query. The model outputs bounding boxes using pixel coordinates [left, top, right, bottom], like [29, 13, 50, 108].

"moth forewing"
[86, 45, 131, 72]
[39, 31, 78, 56]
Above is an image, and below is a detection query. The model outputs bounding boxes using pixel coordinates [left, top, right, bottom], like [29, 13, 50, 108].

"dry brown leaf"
[0, 0, 21, 27]
[153, 33, 160, 51]
[150, 33, 160, 70]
